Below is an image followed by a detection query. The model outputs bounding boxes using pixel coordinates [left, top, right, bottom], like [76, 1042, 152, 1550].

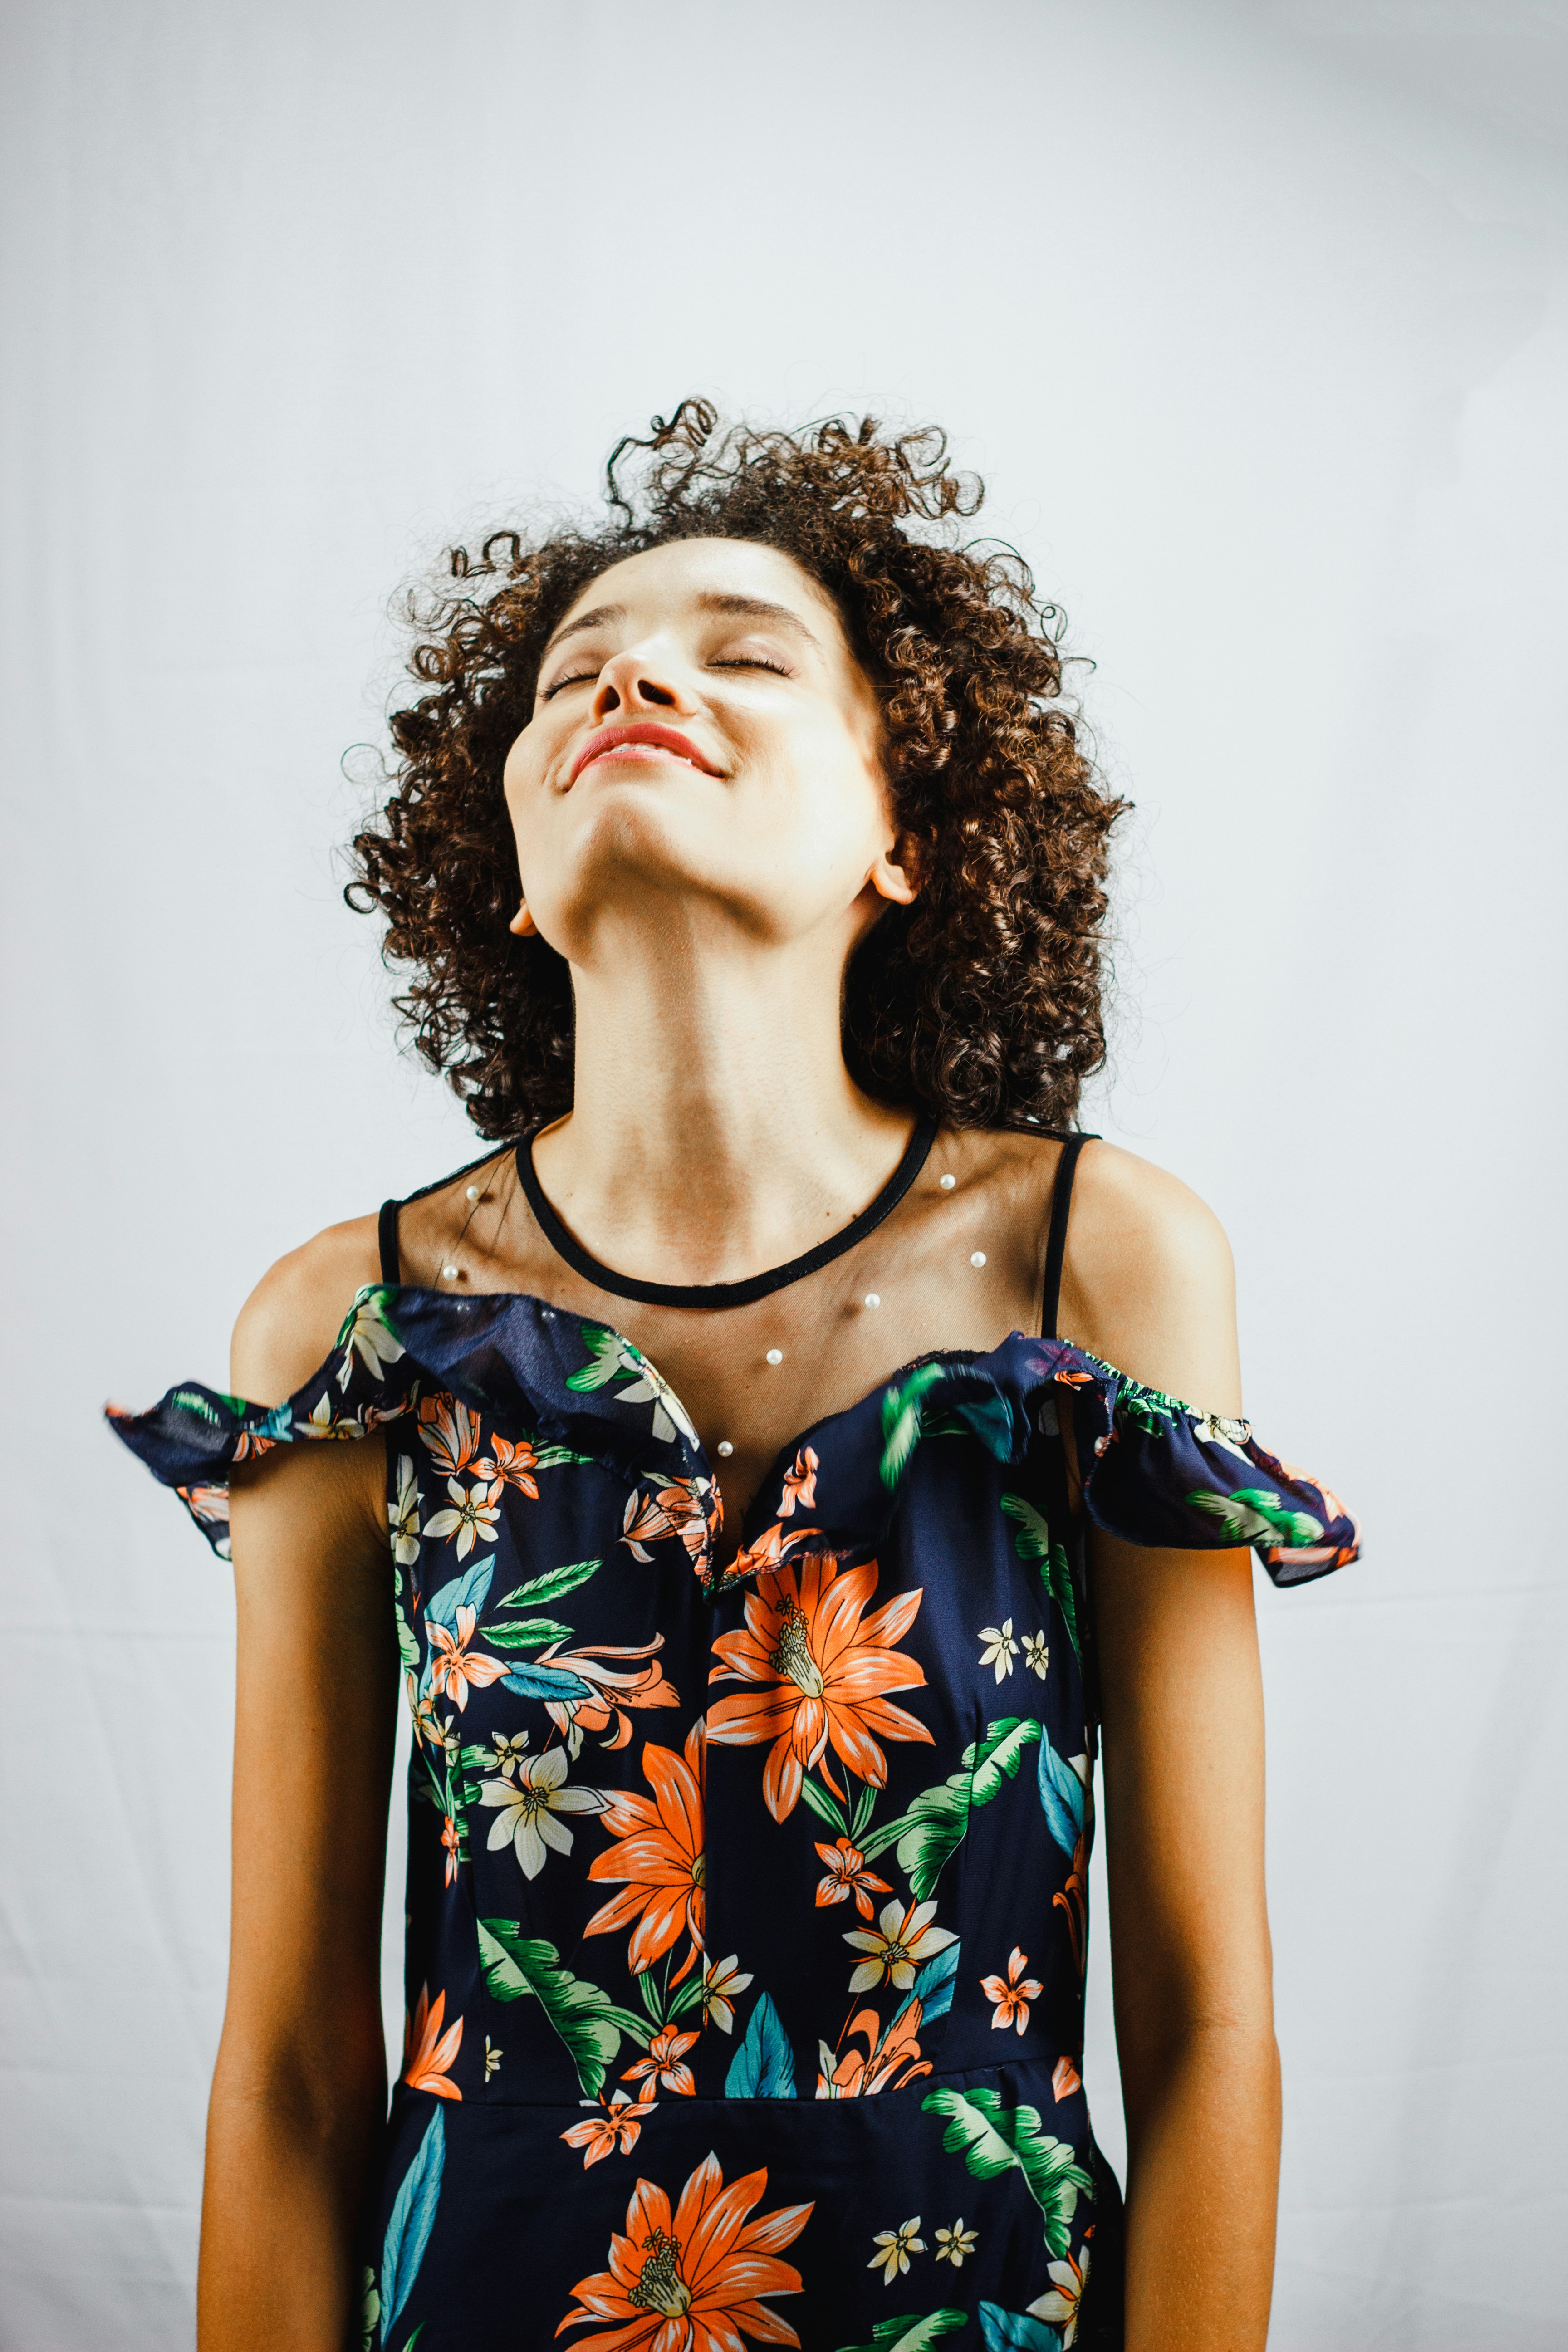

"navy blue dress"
[107, 1136, 1357, 2352]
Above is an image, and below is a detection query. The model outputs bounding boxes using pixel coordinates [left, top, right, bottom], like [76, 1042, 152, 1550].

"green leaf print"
[922, 2084, 1092, 2259]
[1186, 1486, 1324, 1548]
[171, 1388, 224, 1424]
[797, 1773, 850, 1838]
[565, 1326, 631, 1392]
[392, 1577, 421, 1673]
[878, 1363, 950, 1490]
[532, 1446, 597, 1471]
[1114, 1377, 1182, 1436]
[1000, 1492, 1080, 1658]
[837, 2314, 968, 2352]
[862, 1718, 1043, 1898]
[475, 1921, 648, 2099]
[495, 1558, 601, 1610]
[481, 1616, 575, 1651]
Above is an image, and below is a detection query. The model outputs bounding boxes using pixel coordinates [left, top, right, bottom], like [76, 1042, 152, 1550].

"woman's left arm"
[1059, 1145, 1279, 2352]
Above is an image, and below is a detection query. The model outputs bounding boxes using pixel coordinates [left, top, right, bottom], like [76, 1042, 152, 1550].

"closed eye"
[540, 670, 598, 700]
[711, 656, 792, 677]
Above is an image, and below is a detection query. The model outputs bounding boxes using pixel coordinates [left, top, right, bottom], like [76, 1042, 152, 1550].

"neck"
[531, 912, 916, 1286]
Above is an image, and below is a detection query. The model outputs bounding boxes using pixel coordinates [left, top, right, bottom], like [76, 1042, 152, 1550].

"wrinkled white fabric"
[3, 3, 1563, 2346]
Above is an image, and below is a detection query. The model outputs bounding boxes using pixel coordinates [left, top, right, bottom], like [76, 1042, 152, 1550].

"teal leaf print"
[1187, 1486, 1324, 1548]
[891, 1940, 960, 2030]
[947, 1389, 1021, 1461]
[475, 1921, 647, 2099]
[482, 1616, 575, 1651]
[495, 1558, 601, 1610]
[977, 2307, 1057, 2352]
[725, 1991, 797, 2098]
[1037, 1732, 1088, 1859]
[922, 2085, 1091, 2258]
[380, 2106, 445, 2334]
[425, 1560, 494, 1631]
[863, 1718, 1043, 1898]
[838, 2314, 968, 2352]
[1000, 1492, 1080, 1658]
[498, 1660, 593, 1703]
[878, 1363, 949, 1489]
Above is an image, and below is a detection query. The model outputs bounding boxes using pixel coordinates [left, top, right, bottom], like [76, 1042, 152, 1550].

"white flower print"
[423, 1477, 500, 1560]
[1190, 1408, 1253, 1464]
[1029, 2243, 1090, 2345]
[868, 2216, 925, 2283]
[978, 1618, 1019, 1682]
[1022, 1630, 1049, 1680]
[700, 1954, 754, 2034]
[484, 2036, 502, 2080]
[843, 1897, 959, 1994]
[336, 1290, 406, 1391]
[479, 1747, 607, 1879]
[389, 1457, 421, 1566]
[935, 2219, 977, 2268]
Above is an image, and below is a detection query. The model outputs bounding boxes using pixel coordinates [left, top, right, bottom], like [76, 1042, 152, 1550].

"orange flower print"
[816, 2001, 932, 2099]
[562, 2088, 656, 2169]
[440, 1810, 461, 1886]
[543, 1637, 681, 1755]
[1052, 2056, 1083, 2102]
[981, 1945, 1043, 2034]
[622, 2026, 699, 2098]
[557, 2151, 811, 2352]
[707, 1555, 931, 1822]
[813, 1837, 892, 1921]
[402, 1982, 462, 2100]
[417, 1392, 484, 1480]
[777, 1446, 818, 1519]
[475, 1431, 540, 1501]
[428, 1604, 509, 1710]
[712, 1520, 813, 1593]
[622, 1477, 721, 1565]
[585, 1722, 706, 1980]
[1055, 1838, 1088, 1976]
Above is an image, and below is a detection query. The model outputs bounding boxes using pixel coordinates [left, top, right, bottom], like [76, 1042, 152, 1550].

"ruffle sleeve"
[745, 1335, 1359, 1589]
[104, 1287, 423, 1559]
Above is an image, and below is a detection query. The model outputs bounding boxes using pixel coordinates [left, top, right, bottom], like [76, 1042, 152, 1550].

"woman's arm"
[201, 1223, 395, 2352]
[1061, 1146, 1279, 2352]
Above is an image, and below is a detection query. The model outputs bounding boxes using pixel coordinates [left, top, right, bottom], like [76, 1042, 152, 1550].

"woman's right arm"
[199, 1227, 397, 2352]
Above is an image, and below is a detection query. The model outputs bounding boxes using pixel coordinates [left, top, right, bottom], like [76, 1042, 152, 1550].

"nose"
[590, 642, 696, 724]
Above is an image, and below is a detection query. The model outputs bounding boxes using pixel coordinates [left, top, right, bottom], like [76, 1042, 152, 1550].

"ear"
[868, 830, 923, 907]
[507, 897, 539, 938]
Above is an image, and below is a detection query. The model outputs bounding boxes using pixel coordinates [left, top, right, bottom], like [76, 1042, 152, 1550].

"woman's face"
[502, 537, 916, 963]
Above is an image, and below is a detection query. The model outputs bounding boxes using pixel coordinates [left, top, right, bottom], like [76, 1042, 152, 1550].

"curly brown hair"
[347, 402, 1126, 1140]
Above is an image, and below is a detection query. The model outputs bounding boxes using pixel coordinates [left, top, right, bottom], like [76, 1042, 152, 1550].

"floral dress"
[107, 1161, 1357, 2352]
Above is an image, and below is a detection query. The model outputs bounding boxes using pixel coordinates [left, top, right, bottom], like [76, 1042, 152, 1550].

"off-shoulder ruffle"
[105, 1284, 1358, 1587]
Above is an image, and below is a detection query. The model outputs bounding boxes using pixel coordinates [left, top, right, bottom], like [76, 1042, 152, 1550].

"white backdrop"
[4, 2, 1565, 2345]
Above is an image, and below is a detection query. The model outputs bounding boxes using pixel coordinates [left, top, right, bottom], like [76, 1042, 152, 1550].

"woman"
[110, 404, 1357, 2352]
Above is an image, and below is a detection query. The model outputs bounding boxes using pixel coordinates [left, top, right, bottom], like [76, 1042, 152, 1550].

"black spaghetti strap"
[376, 1146, 515, 1291]
[377, 1198, 402, 1288]
[1042, 1133, 1096, 1340]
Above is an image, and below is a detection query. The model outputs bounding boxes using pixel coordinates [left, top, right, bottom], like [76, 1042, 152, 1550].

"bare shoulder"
[1057, 1139, 1242, 1416]
[230, 1212, 384, 1406]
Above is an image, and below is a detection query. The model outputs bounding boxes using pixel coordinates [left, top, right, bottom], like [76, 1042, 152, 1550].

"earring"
[508, 897, 537, 938]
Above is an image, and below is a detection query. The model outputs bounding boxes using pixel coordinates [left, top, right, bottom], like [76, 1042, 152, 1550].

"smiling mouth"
[580, 743, 703, 774]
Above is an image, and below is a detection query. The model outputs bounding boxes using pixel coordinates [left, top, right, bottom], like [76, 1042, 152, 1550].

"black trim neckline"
[514, 1117, 939, 1310]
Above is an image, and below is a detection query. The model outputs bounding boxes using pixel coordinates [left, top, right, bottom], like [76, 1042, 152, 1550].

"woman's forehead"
[554, 537, 843, 643]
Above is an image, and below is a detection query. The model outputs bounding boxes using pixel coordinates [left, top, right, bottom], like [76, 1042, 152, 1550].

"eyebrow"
[541, 589, 823, 662]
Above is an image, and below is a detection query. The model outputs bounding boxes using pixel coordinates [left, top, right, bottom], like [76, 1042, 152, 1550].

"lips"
[569, 722, 721, 784]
